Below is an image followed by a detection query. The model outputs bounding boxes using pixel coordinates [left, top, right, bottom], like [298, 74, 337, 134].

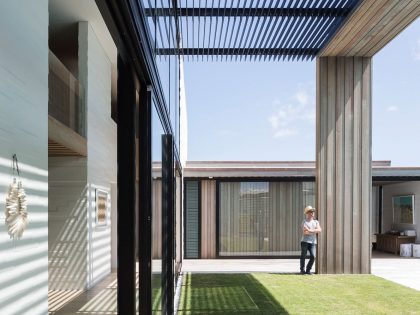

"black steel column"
[117, 54, 136, 315]
[139, 87, 152, 314]
[162, 134, 174, 315]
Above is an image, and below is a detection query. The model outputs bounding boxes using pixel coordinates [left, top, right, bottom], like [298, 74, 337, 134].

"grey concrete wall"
[79, 21, 117, 289]
[316, 56, 372, 274]
[0, 1, 49, 314]
[383, 181, 420, 243]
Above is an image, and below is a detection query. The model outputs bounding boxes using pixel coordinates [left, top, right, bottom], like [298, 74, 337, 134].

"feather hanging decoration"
[4, 155, 28, 239]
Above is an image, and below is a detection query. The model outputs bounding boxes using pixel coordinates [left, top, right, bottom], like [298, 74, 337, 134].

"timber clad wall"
[48, 158, 87, 290]
[201, 180, 216, 258]
[79, 22, 116, 288]
[0, 1, 49, 313]
[316, 56, 372, 274]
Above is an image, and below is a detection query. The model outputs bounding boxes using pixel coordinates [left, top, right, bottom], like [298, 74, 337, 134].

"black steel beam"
[96, 0, 174, 136]
[117, 54, 136, 315]
[162, 134, 174, 315]
[145, 7, 352, 17]
[138, 87, 153, 315]
[155, 47, 318, 55]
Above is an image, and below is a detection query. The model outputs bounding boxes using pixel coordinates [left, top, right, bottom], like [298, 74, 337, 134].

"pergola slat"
[143, 0, 361, 61]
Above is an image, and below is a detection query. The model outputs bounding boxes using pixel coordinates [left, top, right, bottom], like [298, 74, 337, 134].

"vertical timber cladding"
[201, 180, 217, 258]
[316, 57, 372, 274]
[185, 180, 200, 258]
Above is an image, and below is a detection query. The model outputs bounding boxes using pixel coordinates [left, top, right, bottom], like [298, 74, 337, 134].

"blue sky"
[183, 18, 420, 166]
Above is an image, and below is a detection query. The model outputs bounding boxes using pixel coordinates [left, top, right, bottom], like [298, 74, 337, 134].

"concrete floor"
[371, 250, 420, 291]
[49, 252, 420, 314]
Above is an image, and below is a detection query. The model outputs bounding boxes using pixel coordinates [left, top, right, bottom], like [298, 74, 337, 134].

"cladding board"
[0, 1, 49, 314]
[321, 0, 420, 56]
[79, 22, 117, 288]
[201, 180, 216, 258]
[317, 57, 371, 274]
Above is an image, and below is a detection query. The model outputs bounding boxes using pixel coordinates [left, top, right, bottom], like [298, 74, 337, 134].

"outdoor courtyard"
[49, 252, 420, 314]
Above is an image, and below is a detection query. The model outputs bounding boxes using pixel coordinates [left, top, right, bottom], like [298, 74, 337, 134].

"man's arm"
[303, 225, 311, 235]
[311, 221, 322, 233]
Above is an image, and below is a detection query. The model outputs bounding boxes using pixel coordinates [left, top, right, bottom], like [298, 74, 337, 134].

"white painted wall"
[48, 157, 87, 290]
[0, 1, 49, 314]
[383, 181, 420, 243]
[79, 21, 117, 288]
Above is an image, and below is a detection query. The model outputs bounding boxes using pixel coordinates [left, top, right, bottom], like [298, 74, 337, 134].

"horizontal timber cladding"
[320, 0, 420, 57]
[152, 179, 162, 259]
[201, 180, 217, 258]
[217, 181, 315, 257]
[185, 180, 200, 258]
[316, 56, 372, 274]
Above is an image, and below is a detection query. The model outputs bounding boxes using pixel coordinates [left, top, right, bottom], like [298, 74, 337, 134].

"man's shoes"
[300, 271, 306, 275]
[305, 271, 313, 275]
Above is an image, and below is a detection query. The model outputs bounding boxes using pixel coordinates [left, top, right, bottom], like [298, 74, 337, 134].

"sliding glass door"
[218, 181, 315, 257]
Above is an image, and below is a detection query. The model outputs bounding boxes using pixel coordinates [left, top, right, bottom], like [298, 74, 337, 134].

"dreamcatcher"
[5, 154, 28, 239]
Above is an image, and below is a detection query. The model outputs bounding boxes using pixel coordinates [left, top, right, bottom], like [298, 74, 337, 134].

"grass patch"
[178, 273, 420, 314]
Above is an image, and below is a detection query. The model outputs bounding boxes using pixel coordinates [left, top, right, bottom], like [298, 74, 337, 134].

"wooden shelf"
[376, 234, 416, 255]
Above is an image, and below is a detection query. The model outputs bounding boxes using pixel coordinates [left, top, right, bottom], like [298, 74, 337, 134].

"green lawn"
[178, 273, 420, 314]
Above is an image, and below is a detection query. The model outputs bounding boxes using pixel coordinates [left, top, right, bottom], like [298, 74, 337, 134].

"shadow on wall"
[0, 156, 48, 315]
[48, 184, 88, 290]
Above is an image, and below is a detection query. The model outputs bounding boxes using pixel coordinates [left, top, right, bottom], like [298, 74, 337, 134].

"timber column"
[316, 57, 372, 274]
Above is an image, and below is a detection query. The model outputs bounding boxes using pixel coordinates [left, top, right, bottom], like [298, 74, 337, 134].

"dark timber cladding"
[117, 55, 136, 314]
[144, 0, 361, 61]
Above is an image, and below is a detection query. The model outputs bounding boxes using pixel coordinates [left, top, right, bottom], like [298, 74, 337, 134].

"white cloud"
[295, 89, 309, 106]
[387, 106, 398, 112]
[268, 85, 315, 138]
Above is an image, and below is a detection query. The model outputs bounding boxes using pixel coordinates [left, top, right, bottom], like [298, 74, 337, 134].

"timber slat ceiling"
[48, 139, 84, 157]
[144, 0, 361, 61]
[320, 0, 420, 56]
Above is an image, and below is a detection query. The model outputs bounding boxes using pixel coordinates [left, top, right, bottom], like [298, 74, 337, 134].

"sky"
[183, 18, 420, 166]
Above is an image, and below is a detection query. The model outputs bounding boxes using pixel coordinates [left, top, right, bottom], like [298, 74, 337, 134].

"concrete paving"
[183, 251, 420, 292]
[182, 258, 310, 274]
[371, 250, 420, 291]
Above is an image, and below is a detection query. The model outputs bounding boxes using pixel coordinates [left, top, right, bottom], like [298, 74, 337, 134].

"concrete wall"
[48, 158, 87, 290]
[79, 21, 117, 288]
[0, 1, 49, 314]
[383, 181, 420, 243]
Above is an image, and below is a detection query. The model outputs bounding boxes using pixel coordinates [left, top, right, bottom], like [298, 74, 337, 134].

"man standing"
[300, 206, 322, 275]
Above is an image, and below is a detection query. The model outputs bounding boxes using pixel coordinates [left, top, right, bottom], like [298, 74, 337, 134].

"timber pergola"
[96, 0, 420, 314]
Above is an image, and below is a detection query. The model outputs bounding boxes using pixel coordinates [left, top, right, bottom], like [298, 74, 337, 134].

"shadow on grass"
[178, 273, 290, 314]
[152, 273, 162, 314]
